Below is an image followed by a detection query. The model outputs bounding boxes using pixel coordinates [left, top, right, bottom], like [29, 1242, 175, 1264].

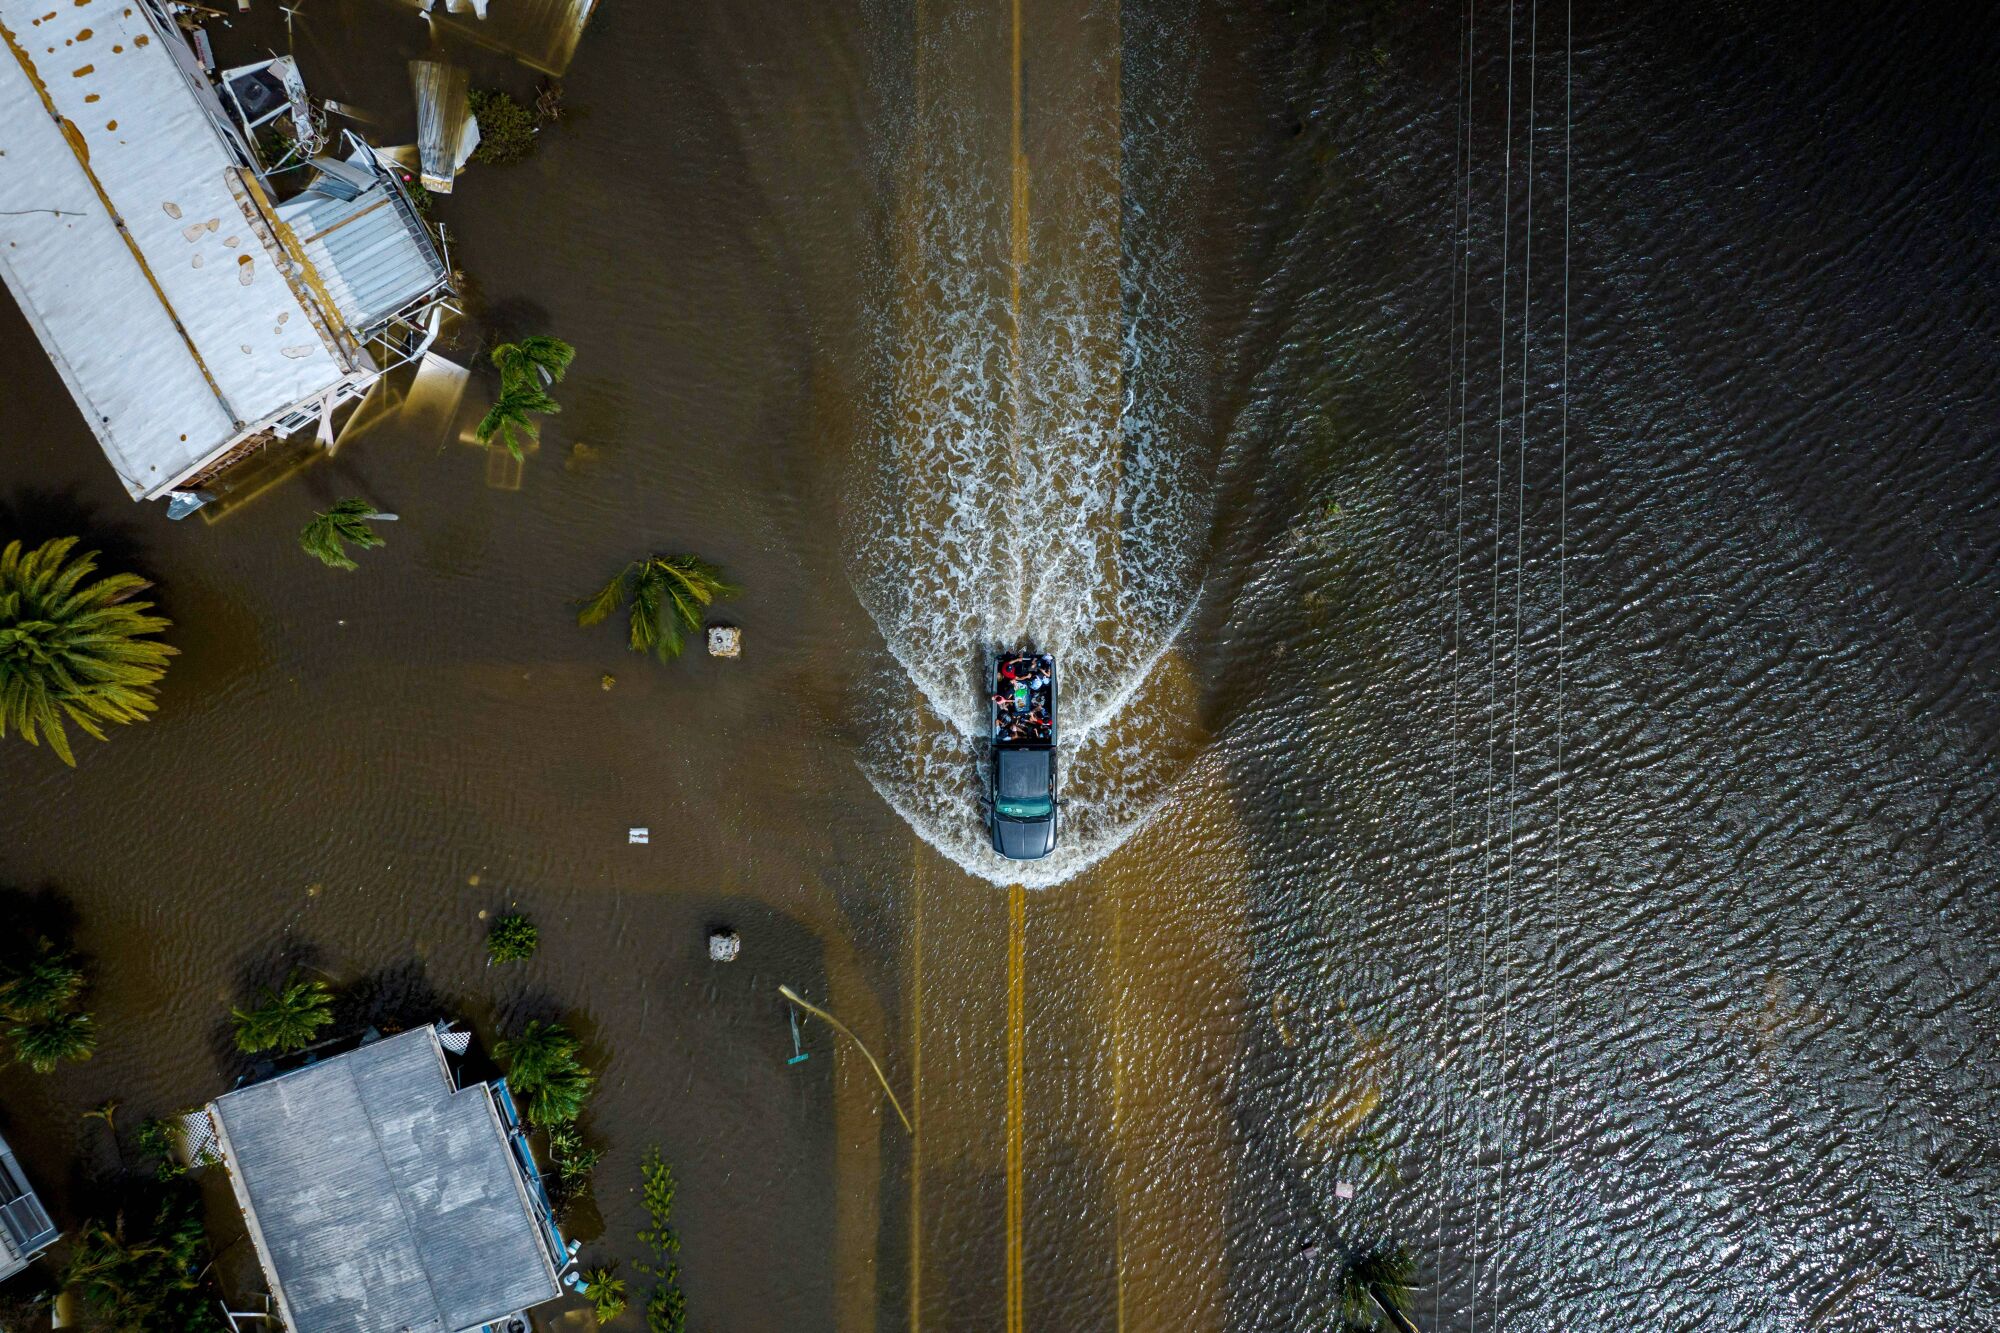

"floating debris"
[409, 59, 475, 193]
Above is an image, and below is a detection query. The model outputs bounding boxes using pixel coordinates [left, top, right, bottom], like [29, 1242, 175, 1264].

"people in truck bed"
[994, 652, 1053, 741]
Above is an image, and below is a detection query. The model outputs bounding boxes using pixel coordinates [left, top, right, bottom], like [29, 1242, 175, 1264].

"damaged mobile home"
[203, 1024, 576, 1333]
[0, 0, 454, 517]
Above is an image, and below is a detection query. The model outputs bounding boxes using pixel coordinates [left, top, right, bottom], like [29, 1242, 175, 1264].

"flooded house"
[201, 1024, 574, 1333]
[0, 1126, 59, 1283]
[0, 0, 452, 517]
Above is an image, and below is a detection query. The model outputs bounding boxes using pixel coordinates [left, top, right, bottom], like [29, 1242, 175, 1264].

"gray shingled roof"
[210, 1027, 560, 1333]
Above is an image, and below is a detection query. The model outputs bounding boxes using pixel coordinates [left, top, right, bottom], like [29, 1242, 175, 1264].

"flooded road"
[2, 1, 1997, 1330]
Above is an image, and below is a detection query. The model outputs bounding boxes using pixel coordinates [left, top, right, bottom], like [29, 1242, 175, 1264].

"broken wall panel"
[409, 58, 472, 193]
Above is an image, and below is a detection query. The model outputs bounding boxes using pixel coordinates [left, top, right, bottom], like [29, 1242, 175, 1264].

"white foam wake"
[845, 7, 1209, 887]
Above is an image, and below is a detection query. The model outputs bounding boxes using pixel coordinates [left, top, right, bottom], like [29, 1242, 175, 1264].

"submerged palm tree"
[2, 937, 95, 1073]
[495, 1019, 595, 1127]
[579, 1263, 626, 1323]
[0, 938, 86, 1020]
[1336, 1243, 1420, 1332]
[10, 1009, 97, 1073]
[231, 973, 334, 1054]
[299, 499, 397, 571]
[474, 381, 561, 459]
[0, 537, 176, 766]
[492, 335, 575, 389]
[577, 555, 738, 661]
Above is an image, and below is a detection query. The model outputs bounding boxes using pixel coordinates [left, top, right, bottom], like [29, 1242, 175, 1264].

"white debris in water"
[627, 827, 649, 845]
[707, 626, 741, 658]
[707, 929, 740, 962]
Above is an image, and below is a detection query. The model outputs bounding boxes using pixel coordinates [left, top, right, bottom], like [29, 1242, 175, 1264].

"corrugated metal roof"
[277, 166, 447, 335]
[209, 1027, 561, 1333]
[409, 60, 470, 193]
[0, 0, 358, 498]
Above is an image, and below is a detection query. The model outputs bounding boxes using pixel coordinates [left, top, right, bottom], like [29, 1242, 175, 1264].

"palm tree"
[578, 555, 738, 661]
[580, 1263, 627, 1322]
[299, 498, 397, 571]
[0, 536, 176, 766]
[10, 1008, 97, 1073]
[231, 973, 334, 1053]
[474, 381, 561, 460]
[495, 1019, 595, 1126]
[0, 938, 86, 1019]
[492, 335, 575, 390]
[486, 912, 539, 964]
[1336, 1243, 1420, 1332]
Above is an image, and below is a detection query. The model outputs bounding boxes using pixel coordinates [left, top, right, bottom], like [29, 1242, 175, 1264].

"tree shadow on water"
[0, 883, 83, 958]
[0, 487, 153, 582]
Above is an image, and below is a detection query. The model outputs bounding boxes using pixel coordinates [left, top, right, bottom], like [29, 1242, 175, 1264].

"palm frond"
[475, 383, 560, 460]
[630, 565, 666, 658]
[575, 567, 630, 627]
[10, 1009, 97, 1072]
[495, 1020, 596, 1126]
[0, 938, 86, 1021]
[516, 335, 576, 384]
[574, 553, 737, 663]
[299, 498, 390, 571]
[231, 974, 334, 1053]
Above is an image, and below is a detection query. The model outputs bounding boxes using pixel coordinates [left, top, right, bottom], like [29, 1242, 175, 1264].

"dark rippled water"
[0, 1, 1994, 1330]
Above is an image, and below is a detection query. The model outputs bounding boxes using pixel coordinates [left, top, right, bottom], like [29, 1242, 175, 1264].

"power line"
[1438, 1, 1479, 1327]
[1498, 0, 1540, 1313]
[1476, 1, 1521, 1326]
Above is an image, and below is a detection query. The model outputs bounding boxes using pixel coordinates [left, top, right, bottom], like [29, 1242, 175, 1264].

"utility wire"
[1438, 2, 1478, 1327]
[1498, 0, 1539, 1313]
[1476, 2, 1522, 1326]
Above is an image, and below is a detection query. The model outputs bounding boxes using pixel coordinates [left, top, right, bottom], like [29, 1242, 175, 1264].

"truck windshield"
[996, 795, 1053, 820]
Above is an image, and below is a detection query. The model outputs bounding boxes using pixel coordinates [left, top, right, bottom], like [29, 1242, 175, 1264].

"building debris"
[410, 58, 479, 193]
[415, 0, 600, 77]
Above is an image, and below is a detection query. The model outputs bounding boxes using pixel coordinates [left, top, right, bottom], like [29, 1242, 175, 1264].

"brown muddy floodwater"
[3, 1, 1998, 1331]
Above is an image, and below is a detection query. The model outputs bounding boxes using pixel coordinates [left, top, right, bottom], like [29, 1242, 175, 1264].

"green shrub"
[137, 1117, 187, 1181]
[645, 1283, 686, 1333]
[546, 1121, 604, 1207]
[64, 1185, 226, 1332]
[636, 1147, 686, 1332]
[487, 912, 539, 963]
[468, 89, 538, 165]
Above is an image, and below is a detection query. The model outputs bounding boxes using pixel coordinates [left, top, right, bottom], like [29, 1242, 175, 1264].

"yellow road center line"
[1005, 879, 1027, 1333]
[909, 848, 924, 1331]
[1112, 878, 1125, 1333]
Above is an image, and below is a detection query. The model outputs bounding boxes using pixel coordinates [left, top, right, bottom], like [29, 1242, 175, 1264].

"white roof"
[0, 0, 358, 497]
